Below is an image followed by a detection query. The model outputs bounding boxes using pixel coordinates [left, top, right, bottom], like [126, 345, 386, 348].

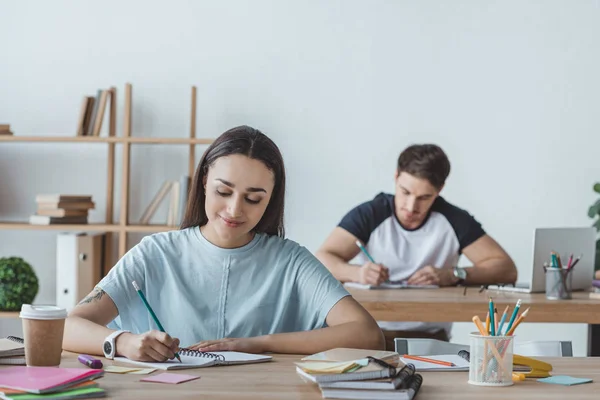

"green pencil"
[132, 280, 181, 362]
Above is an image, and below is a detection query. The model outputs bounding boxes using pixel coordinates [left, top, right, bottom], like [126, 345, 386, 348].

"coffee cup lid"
[19, 304, 67, 320]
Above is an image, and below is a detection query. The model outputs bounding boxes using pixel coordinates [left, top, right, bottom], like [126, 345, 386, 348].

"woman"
[63, 126, 384, 361]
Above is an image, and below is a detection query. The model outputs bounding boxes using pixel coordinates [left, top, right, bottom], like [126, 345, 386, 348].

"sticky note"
[127, 368, 157, 375]
[537, 375, 593, 386]
[141, 373, 200, 384]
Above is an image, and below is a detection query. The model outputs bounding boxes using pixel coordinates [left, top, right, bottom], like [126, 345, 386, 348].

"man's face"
[394, 171, 441, 229]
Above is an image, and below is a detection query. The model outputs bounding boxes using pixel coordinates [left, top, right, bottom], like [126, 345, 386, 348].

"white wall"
[1, 0, 599, 355]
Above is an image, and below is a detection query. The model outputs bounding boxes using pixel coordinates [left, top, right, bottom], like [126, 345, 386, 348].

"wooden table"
[349, 287, 600, 355]
[4, 353, 597, 399]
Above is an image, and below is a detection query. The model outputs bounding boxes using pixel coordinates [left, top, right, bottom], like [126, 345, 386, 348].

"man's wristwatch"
[102, 330, 130, 359]
[453, 267, 468, 285]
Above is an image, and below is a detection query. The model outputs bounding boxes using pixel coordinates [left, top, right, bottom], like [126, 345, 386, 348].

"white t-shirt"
[339, 193, 485, 334]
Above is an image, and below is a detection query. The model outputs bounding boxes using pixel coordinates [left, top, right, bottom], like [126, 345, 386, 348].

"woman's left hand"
[187, 337, 266, 353]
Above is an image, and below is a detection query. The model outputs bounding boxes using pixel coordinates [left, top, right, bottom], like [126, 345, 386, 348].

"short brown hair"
[396, 144, 450, 190]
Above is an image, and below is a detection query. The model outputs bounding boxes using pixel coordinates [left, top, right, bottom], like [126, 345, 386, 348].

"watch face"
[103, 341, 112, 355]
[456, 268, 467, 280]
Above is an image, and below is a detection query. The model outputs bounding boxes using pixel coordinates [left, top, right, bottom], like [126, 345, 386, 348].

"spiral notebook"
[318, 363, 416, 390]
[115, 348, 272, 370]
[0, 336, 26, 365]
[319, 373, 423, 400]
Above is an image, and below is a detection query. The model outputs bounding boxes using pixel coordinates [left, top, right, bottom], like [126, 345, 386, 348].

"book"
[319, 374, 423, 400]
[37, 201, 95, 210]
[0, 356, 26, 365]
[301, 348, 400, 364]
[29, 215, 88, 225]
[91, 90, 109, 137]
[178, 175, 190, 224]
[36, 208, 88, 217]
[344, 282, 439, 290]
[0, 381, 99, 397]
[86, 90, 102, 136]
[115, 349, 272, 370]
[75, 97, 91, 136]
[81, 97, 96, 136]
[139, 181, 174, 224]
[1, 386, 106, 399]
[318, 364, 416, 390]
[296, 362, 395, 384]
[0, 367, 103, 394]
[0, 336, 24, 358]
[399, 354, 469, 371]
[35, 195, 92, 203]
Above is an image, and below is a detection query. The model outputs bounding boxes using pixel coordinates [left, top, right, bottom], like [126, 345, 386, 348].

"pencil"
[355, 240, 376, 264]
[485, 311, 490, 334]
[497, 305, 509, 334]
[472, 315, 488, 336]
[132, 281, 182, 362]
[403, 354, 455, 367]
[503, 299, 521, 335]
[506, 307, 530, 336]
[489, 298, 496, 336]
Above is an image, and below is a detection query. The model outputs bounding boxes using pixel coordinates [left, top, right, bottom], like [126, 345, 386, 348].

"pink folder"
[0, 366, 103, 394]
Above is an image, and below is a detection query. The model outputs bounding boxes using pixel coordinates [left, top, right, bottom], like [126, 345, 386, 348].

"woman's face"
[202, 154, 275, 248]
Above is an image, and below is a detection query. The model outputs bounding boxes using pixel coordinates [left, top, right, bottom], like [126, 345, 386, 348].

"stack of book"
[296, 348, 423, 400]
[0, 366, 105, 399]
[0, 124, 12, 135]
[29, 195, 95, 225]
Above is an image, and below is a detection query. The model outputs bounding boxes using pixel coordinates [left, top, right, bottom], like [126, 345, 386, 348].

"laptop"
[489, 227, 596, 293]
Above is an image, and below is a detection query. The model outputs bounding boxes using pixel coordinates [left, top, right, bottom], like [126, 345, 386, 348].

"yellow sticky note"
[127, 368, 157, 375]
[104, 365, 143, 374]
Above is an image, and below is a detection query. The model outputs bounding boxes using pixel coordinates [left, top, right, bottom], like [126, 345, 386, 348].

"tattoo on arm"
[78, 288, 105, 305]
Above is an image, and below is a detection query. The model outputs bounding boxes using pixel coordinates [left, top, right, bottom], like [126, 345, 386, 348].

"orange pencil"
[485, 311, 490, 334]
[403, 354, 455, 367]
[472, 315, 488, 336]
[506, 307, 530, 336]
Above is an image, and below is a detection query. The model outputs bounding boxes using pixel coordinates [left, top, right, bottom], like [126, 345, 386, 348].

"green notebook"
[5, 387, 106, 400]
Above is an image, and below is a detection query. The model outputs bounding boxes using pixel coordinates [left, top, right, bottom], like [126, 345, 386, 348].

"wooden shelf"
[0, 223, 123, 232]
[0, 223, 177, 233]
[0, 136, 213, 145]
[124, 224, 175, 233]
[0, 136, 120, 143]
[0, 311, 19, 318]
[125, 137, 213, 144]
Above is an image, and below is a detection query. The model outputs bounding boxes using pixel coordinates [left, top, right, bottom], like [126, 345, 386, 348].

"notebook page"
[399, 355, 469, 371]
[114, 355, 215, 370]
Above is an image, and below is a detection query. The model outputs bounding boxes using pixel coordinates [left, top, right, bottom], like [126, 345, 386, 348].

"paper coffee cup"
[20, 305, 68, 366]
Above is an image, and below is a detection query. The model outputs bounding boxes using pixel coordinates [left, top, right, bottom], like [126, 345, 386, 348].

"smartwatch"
[453, 267, 468, 285]
[102, 330, 129, 359]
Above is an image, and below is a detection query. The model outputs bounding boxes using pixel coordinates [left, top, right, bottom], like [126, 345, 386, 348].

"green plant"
[588, 183, 600, 271]
[0, 257, 39, 311]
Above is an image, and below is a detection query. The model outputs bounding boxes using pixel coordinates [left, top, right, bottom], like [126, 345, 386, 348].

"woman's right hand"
[116, 330, 180, 362]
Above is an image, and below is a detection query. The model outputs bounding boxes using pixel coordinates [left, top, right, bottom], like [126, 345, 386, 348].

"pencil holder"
[468, 334, 514, 387]
[545, 268, 572, 300]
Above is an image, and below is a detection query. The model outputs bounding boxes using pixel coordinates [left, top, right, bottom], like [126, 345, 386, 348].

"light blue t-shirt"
[97, 227, 349, 347]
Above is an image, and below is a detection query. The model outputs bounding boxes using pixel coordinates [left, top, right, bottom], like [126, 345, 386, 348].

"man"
[316, 144, 517, 350]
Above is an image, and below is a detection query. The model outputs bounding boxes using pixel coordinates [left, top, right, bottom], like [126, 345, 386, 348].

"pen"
[78, 354, 103, 369]
[403, 354, 455, 367]
[569, 255, 582, 270]
[566, 254, 573, 269]
[355, 240, 376, 264]
[132, 281, 181, 363]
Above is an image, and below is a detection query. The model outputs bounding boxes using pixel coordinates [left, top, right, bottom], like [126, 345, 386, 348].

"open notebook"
[0, 336, 26, 365]
[399, 354, 469, 371]
[344, 282, 438, 290]
[115, 349, 272, 370]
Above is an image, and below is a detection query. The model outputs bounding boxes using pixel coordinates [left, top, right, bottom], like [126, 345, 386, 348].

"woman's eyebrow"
[215, 178, 266, 193]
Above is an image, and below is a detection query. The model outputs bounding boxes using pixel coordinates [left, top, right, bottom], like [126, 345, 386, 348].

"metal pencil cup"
[468, 334, 514, 387]
[545, 268, 572, 300]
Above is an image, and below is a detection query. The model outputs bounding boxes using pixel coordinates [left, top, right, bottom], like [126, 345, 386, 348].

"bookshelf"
[0, 84, 213, 276]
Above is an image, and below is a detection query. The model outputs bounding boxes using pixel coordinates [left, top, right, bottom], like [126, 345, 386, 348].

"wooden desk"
[349, 287, 600, 355]
[7, 353, 597, 399]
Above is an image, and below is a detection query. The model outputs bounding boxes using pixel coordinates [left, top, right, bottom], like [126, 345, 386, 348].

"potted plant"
[0, 257, 39, 311]
[588, 183, 600, 275]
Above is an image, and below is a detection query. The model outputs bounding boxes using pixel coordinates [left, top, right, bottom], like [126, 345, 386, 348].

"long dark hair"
[181, 125, 286, 237]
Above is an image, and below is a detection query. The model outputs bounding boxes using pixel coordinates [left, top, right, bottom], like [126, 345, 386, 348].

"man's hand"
[116, 330, 180, 362]
[356, 262, 389, 285]
[406, 266, 458, 287]
[187, 337, 266, 354]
